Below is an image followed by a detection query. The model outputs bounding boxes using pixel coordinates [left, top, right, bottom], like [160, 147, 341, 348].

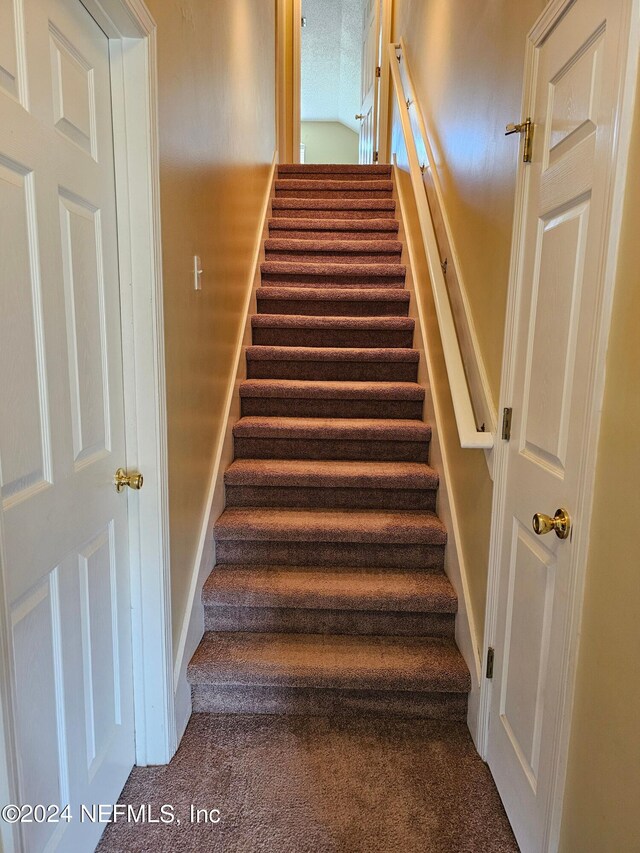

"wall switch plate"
[193, 255, 203, 290]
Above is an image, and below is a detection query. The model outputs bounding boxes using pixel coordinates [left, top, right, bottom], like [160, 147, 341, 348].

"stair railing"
[387, 41, 494, 450]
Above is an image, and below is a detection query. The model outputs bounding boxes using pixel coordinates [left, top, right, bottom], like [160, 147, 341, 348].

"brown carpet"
[97, 714, 518, 853]
[187, 164, 472, 717]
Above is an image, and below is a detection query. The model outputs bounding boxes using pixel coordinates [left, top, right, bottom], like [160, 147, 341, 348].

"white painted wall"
[301, 120, 359, 163]
[301, 0, 365, 132]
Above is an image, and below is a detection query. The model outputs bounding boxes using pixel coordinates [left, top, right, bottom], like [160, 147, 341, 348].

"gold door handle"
[532, 508, 570, 540]
[355, 113, 366, 120]
[114, 468, 144, 493]
[505, 117, 533, 163]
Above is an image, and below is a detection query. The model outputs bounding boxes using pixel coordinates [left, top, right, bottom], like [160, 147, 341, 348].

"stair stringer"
[392, 164, 483, 746]
[173, 153, 278, 740]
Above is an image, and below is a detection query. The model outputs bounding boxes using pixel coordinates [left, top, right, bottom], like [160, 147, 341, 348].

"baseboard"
[394, 164, 483, 745]
[173, 152, 278, 742]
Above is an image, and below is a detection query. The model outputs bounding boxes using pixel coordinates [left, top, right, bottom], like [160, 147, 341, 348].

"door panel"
[78, 524, 122, 770]
[487, 1, 632, 850]
[59, 191, 110, 466]
[500, 523, 555, 790]
[522, 200, 589, 472]
[10, 576, 68, 853]
[0, 0, 134, 849]
[0, 0, 24, 102]
[0, 159, 51, 505]
[49, 22, 97, 157]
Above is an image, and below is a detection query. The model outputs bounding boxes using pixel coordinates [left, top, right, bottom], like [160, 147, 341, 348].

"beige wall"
[391, 0, 545, 638]
[392, 0, 546, 397]
[301, 121, 359, 164]
[558, 88, 640, 853]
[145, 0, 276, 654]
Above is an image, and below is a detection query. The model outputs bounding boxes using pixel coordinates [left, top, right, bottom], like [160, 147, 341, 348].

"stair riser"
[215, 540, 445, 571]
[225, 484, 436, 511]
[204, 605, 454, 637]
[191, 684, 467, 720]
[233, 437, 430, 463]
[268, 229, 399, 241]
[271, 209, 395, 220]
[256, 296, 410, 317]
[252, 328, 414, 348]
[277, 168, 392, 181]
[264, 250, 402, 264]
[240, 398, 424, 419]
[260, 273, 405, 288]
[276, 189, 393, 199]
[246, 360, 418, 382]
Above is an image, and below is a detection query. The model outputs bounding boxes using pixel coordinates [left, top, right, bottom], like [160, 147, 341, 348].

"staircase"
[187, 163, 470, 718]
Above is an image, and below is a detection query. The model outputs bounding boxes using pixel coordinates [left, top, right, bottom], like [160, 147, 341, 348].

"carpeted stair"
[188, 163, 470, 718]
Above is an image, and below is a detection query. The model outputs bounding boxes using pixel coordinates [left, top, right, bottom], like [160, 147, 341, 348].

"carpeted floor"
[97, 713, 518, 853]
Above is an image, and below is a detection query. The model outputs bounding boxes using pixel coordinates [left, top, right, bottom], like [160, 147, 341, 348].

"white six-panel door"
[0, 0, 135, 849]
[486, 0, 633, 851]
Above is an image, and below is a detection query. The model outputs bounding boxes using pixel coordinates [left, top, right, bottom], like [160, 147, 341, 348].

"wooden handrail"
[388, 42, 493, 450]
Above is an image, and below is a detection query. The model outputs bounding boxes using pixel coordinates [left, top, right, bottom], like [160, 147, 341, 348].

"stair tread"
[272, 198, 395, 210]
[214, 507, 447, 544]
[187, 632, 469, 692]
[225, 458, 438, 488]
[264, 238, 402, 253]
[256, 286, 410, 302]
[252, 314, 414, 329]
[232, 416, 431, 441]
[261, 260, 405, 277]
[275, 179, 393, 191]
[269, 217, 399, 232]
[239, 379, 425, 400]
[203, 567, 456, 612]
[246, 346, 418, 363]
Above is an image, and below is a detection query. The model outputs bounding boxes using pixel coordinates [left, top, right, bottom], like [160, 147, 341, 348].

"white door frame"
[287, 0, 392, 165]
[376, 0, 392, 164]
[0, 4, 174, 844]
[478, 0, 639, 849]
[292, 0, 302, 163]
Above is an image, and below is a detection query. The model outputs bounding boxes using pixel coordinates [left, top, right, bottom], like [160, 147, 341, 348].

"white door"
[0, 0, 135, 849]
[357, 0, 380, 163]
[486, 1, 634, 851]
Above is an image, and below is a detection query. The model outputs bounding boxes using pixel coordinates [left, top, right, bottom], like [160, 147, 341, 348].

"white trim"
[81, 0, 175, 766]
[376, 0, 393, 163]
[393, 162, 483, 742]
[292, 0, 302, 163]
[479, 1, 640, 848]
[173, 154, 278, 739]
[388, 44, 494, 452]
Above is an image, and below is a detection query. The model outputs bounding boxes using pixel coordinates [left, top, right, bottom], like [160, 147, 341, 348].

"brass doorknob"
[114, 468, 144, 492]
[532, 508, 570, 540]
[355, 113, 366, 120]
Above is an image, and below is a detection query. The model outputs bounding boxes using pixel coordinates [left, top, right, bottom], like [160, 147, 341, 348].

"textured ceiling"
[301, 0, 366, 132]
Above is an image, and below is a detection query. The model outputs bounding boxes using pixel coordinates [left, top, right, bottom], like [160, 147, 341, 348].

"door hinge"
[486, 647, 495, 679]
[375, 65, 381, 78]
[373, 150, 379, 163]
[505, 117, 533, 163]
[501, 407, 512, 441]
